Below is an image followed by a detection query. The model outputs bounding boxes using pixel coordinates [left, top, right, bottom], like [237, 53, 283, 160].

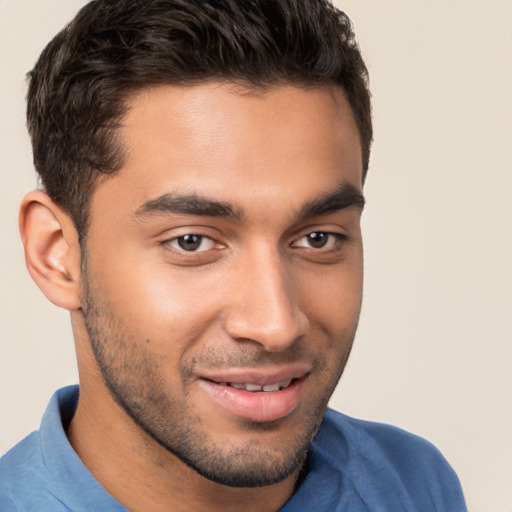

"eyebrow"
[298, 182, 365, 220]
[134, 182, 364, 222]
[134, 193, 244, 221]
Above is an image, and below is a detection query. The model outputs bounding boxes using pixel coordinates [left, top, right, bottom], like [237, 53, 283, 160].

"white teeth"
[245, 383, 263, 392]
[226, 379, 294, 392]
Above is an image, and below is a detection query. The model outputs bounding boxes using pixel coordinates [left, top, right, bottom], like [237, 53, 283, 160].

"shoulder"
[0, 430, 42, 477]
[0, 496, 19, 512]
[322, 408, 450, 466]
[0, 386, 80, 511]
[309, 408, 467, 511]
[0, 431, 46, 509]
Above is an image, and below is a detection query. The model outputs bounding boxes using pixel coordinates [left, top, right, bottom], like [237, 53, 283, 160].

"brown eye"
[169, 234, 215, 252]
[294, 232, 347, 250]
[178, 235, 202, 251]
[305, 232, 329, 248]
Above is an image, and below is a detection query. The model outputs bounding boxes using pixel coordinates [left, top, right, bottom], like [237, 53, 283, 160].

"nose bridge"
[224, 243, 308, 351]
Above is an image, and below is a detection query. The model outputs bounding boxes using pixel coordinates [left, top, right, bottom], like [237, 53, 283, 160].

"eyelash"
[292, 232, 348, 251]
[165, 234, 221, 253]
[164, 231, 348, 254]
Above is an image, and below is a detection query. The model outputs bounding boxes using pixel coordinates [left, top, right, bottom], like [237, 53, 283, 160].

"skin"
[20, 83, 364, 512]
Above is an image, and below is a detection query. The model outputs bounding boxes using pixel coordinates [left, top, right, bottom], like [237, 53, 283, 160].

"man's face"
[80, 83, 364, 487]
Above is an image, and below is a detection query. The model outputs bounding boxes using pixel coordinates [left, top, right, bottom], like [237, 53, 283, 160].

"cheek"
[296, 257, 363, 333]
[94, 257, 229, 355]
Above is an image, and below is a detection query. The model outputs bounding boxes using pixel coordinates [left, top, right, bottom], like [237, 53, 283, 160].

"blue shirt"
[0, 386, 466, 511]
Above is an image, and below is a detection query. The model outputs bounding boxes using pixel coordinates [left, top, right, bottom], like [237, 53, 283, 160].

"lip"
[198, 364, 311, 387]
[197, 365, 310, 423]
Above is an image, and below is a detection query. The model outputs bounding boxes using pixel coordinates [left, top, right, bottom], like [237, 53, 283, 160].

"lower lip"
[198, 378, 305, 423]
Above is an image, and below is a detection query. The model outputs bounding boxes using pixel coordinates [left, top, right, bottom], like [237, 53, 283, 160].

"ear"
[19, 190, 82, 311]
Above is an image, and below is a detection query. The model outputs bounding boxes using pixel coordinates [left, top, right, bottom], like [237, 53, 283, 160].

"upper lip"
[198, 364, 311, 386]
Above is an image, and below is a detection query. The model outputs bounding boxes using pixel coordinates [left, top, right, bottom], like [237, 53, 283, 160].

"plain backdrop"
[1, 1, 511, 511]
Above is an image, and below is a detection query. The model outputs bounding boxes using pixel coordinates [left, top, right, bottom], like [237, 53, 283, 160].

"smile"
[219, 379, 293, 392]
[197, 367, 310, 422]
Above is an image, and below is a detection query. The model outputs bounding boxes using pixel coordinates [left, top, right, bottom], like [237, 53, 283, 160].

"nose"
[223, 247, 309, 352]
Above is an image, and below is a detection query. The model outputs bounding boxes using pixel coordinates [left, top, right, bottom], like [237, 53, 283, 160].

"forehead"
[91, 82, 363, 220]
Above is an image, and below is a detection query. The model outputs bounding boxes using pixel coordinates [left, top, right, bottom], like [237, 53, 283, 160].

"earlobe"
[19, 190, 82, 311]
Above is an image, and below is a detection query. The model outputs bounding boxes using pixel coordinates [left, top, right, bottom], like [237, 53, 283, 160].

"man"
[0, 0, 466, 511]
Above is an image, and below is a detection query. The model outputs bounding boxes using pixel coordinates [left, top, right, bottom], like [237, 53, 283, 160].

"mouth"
[214, 379, 293, 392]
[197, 367, 310, 423]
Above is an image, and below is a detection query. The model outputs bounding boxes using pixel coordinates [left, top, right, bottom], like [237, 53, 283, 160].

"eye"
[167, 234, 216, 252]
[294, 232, 345, 250]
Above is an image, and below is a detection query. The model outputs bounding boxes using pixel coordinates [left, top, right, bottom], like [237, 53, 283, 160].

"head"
[21, 0, 371, 492]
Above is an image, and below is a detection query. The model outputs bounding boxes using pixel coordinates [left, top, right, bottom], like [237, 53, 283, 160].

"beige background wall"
[1, 1, 511, 511]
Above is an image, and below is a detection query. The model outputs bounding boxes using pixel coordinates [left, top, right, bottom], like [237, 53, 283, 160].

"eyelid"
[157, 223, 224, 243]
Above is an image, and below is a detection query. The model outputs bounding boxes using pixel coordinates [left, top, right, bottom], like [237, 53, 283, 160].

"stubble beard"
[79, 268, 356, 488]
